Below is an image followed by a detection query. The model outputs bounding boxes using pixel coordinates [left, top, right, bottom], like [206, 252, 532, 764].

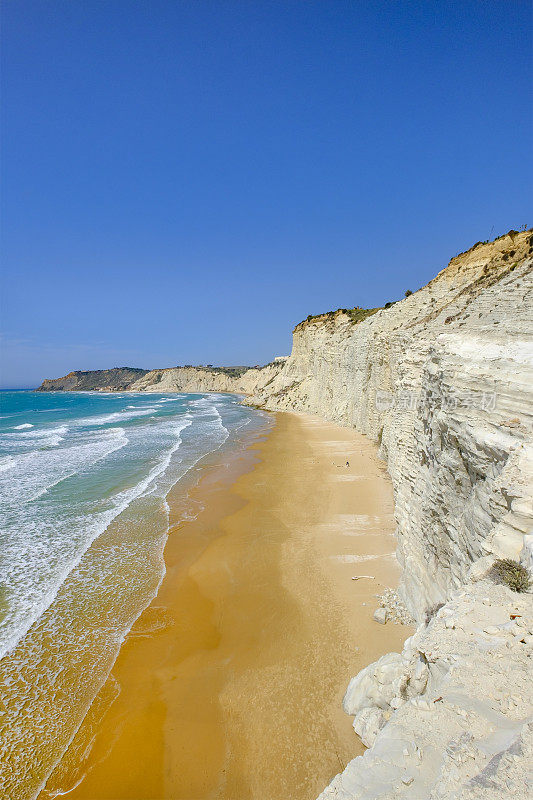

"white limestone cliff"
[247, 229, 533, 799]
[127, 363, 282, 394]
[37, 362, 284, 395]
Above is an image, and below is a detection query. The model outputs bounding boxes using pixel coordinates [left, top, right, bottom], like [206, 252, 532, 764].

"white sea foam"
[0, 427, 128, 505]
[0, 394, 258, 669]
[6, 425, 68, 439]
[0, 417, 190, 660]
[0, 391, 268, 800]
[13, 423, 34, 429]
[143, 409, 229, 501]
[3, 425, 69, 449]
[78, 408, 157, 426]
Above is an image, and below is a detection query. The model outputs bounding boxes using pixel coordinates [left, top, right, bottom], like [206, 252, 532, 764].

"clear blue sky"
[1, 1, 531, 388]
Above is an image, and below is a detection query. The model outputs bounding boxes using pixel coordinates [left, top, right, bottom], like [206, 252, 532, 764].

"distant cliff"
[36, 363, 284, 395]
[36, 368, 148, 392]
[127, 363, 282, 394]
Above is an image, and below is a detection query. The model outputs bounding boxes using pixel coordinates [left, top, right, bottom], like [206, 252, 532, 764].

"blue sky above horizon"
[1, 1, 531, 388]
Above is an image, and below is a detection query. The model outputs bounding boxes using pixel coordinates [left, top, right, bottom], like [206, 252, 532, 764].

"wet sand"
[42, 412, 409, 800]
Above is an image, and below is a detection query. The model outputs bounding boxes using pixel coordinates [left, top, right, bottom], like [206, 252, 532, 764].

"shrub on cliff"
[346, 307, 380, 324]
[489, 559, 531, 593]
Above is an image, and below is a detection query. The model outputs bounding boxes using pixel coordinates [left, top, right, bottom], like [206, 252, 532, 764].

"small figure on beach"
[346, 460, 350, 467]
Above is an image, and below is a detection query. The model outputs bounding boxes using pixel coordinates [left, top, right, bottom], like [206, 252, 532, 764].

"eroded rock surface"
[127, 363, 281, 394]
[318, 583, 532, 800]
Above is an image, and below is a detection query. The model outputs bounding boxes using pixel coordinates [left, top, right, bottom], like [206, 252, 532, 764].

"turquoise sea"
[0, 390, 268, 799]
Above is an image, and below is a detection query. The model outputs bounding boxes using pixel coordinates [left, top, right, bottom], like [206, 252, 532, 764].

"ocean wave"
[6, 425, 68, 438]
[141, 412, 228, 502]
[0, 398, 258, 671]
[78, 408, 157, 426]
[0, 455, 15, 473]
[136, 417, 192, 500]
[0, 419, 191, 660]
[187, 397, 211, 408]
[0, 427, 128, 506]
[2, 425, 69, 450]
[13, 423, 34, 429]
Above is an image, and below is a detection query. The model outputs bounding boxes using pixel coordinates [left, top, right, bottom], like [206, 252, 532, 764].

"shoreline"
[42, 411, 409, 800]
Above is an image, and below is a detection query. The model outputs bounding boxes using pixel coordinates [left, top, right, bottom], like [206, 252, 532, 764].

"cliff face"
[127, 363, 282, 394]
[37, 364, 283, 395]
[36, 368, 148, 392]
[249, 230, 533, 620]
[247, 230, 533, 800]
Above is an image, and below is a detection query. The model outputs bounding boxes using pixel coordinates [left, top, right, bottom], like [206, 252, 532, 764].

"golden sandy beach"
[42, 411, 409, 800]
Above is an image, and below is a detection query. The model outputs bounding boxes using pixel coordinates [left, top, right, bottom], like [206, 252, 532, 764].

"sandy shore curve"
[41, 411, 409, 800]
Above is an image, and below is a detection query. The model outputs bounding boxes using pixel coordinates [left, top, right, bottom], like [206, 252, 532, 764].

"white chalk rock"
[468, 555, 495, 582]
[352, 707, 386, 747]
[373, 607, 388, 625]
[343, 652, 405, 715]
[484, 625, 501, 635]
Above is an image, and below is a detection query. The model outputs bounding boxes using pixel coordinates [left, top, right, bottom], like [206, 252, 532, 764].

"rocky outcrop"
[246, 229, 533, 799]
[36, 368, 148, 392]
[318, 581, 532, 800]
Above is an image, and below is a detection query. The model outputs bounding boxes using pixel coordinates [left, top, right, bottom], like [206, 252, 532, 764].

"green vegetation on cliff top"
[295, 306, 382, 330]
